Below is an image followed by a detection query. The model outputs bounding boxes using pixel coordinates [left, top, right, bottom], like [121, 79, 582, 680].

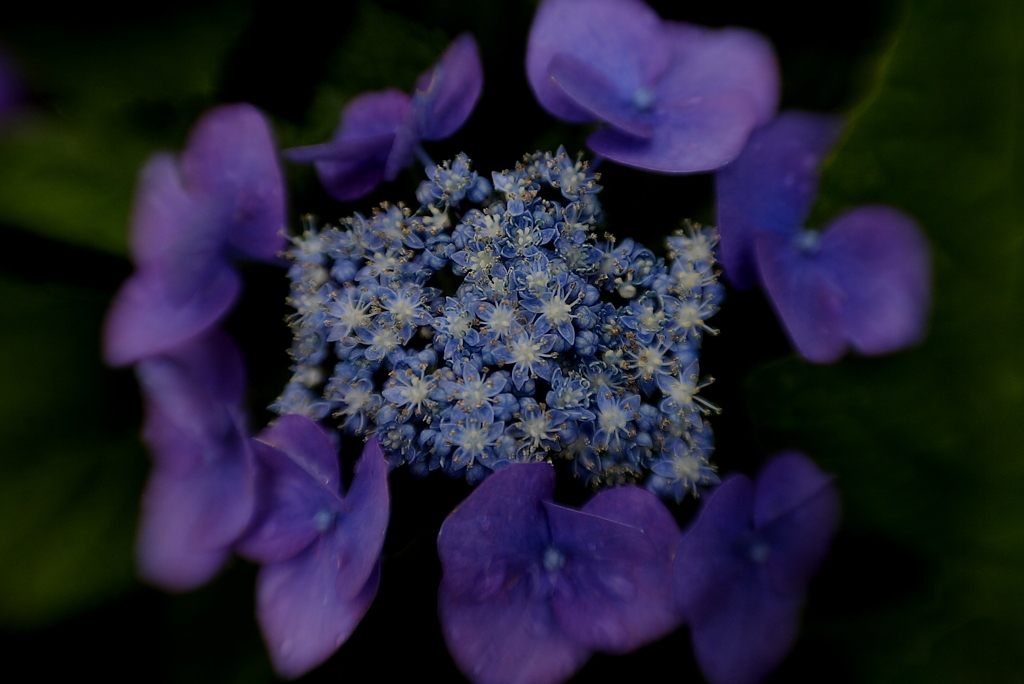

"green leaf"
[747, 0, 1024, 680]
[0, 277, 146, 628]
[0, 2, 251, 255]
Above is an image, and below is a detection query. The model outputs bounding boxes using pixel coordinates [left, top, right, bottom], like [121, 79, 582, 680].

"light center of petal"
[543, 546, 566, 572]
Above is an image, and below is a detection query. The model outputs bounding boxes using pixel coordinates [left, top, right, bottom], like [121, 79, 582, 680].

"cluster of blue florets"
[274, 149, 722, 500]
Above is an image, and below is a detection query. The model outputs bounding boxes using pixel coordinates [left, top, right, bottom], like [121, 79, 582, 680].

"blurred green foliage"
[0, 277, 145, 627]
[0, 3, 251, 255]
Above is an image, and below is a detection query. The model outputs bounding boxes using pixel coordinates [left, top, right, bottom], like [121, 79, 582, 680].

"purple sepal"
[548, 52, 655, 139]
[660, 23, 779, 129]
[284, 89, 410, 202]
[241, 421, 390, 678]
[133, 329, 255, 592]
[754, 453, 841, 598]
[689, 570, 803, 684]
[675, 453, 840, 684]
[257, 549, 381, 680]
[438, 463, 582, 684]
[546, 497, 680, 653]
[817, 206, 932, 357]
[384, 34, 483, 181]
[104, 263, 241, 368]
[415, 33, 483, 142]
[438, 462, 553, 584]
[234, 439, 338, 565]
[527, 0, 779, 173]
[756, 206, 931, 363]
[105, 105, 288, 366]
[438, 463, 682, 684]
[587, 89, 760, 173]
[582, 485, 683, 555]
[290, 34, 482, 196]
[754, 231, 846, 364]
[439, 568, 589, 684]
[527, 0, 671, 124]
[255, 413, 342, 488]
[179, 103, 287, 261]
[716, 111, 844, 289]
[125, 154, 224, 293]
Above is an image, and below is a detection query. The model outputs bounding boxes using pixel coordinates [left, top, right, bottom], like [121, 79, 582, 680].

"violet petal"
[178, 103, 287, 262]
[439, 463, 582, 684]
[439, 569, 589, 684]
[752, 452, 836, 529]
[755, 453, 841, 598]
[315, 155, 392, 203]
[674, 474, 795, 684]
[135, 427, 254, 592]
[383, 114, 420, 183]
[256, 543, 381, 679]
[688, 570, 803, 684]
[588, 88, 760, 173]
[235, 439, 340, 565]
[659, 23, 780, 129]
[384, 34, 482, 181]
[754, 230, 847, 364]
[134, 328, 247, 475]
[582, 485, 682, 559]
[757, 206, 931, 364]
[818, 205, 932, 356]
[527, 0, 671, 124]
[103, 264, 241, 367]
[331, 437, 390, 603]
[416, 33, 483, 141]
[676, 455, 840, 684]
[716, 111, 844, 289]
[546, 498, 680, 653]
[256, 414, 341, 488]
[285, 89, 409, 202]
[438, 462, 555, 578]
[133, 329, 255, 591]
[547, 52, 654, 138]
[124, 153, 226, 299]
[282, 133, 396, 164]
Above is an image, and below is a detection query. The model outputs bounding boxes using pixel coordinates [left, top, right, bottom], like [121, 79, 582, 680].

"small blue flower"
[278, 151, 721, 494]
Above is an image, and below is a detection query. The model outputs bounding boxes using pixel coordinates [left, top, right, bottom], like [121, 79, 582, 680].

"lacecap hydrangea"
[275, 148, 721, 500]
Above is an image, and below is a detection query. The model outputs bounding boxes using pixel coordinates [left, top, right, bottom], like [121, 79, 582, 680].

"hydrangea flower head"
[134, 327, 256, 591]
[104, 103, 286, 366]
[285, 33, 483, 201]
[716, 111, 932, 363]
[276, 149, 720, 496]
[437, 462, 682, 684]
[674, 452, 841, 684]
[238, 416, 389, 678]
[526, 0, 778, 172]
